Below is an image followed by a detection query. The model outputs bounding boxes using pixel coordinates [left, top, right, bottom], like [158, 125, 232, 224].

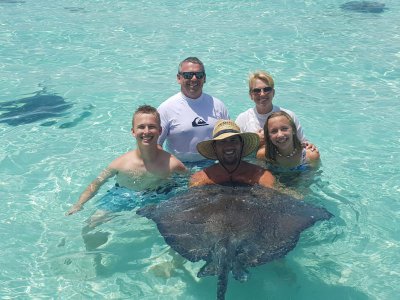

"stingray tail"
[217, 264, 229, 300]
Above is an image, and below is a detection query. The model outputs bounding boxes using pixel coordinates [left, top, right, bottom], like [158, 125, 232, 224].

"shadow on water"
[340, 1, 387, 13]
[58, 110, 93, 129]
[63, 6, 87, 13]
[0, 0, 26, 3]
[0, 90, 93, 128]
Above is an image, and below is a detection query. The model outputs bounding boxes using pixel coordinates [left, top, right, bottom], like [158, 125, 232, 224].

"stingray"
[0, 92, 72, 126]
[64, 7, 87, 13]
[137, 185, 333, 300]
[0, 0, 26, 3]
[340, 1, 387, 13]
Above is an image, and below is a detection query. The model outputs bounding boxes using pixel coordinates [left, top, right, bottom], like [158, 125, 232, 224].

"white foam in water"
[0, 0, 399, 299]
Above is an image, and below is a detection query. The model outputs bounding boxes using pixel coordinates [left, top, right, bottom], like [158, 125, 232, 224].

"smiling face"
[131, 113, 162, 147]
[267, 115, 295, 151]
[214, 135, 243, 166]
[249, 79, 275, 114]
[177, 61, 206, 99]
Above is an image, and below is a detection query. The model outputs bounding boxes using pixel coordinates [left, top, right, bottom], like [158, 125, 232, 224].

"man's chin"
[221, 158, 239, 165]
[140, 141, 155, 146]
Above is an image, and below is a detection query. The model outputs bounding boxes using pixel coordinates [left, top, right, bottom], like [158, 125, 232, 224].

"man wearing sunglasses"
[157, 57, 229, 162]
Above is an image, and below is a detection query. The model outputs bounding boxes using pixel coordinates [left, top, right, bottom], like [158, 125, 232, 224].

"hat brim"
[196, 132, 259, 160]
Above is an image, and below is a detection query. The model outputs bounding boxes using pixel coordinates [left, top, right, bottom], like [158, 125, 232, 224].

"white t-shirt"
[158, 92, 230, 162]
[235, 105, 306, 142]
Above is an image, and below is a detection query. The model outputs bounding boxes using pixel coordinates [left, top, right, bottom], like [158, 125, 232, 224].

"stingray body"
[0, 93, 72, 126]
[137, 185, 332, 300]
[340, 1, 386, 13]
[0, 0, 26, 3]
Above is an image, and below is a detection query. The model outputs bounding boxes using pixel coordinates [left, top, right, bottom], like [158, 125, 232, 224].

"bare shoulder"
[167, 152, 188, 173]
[189, 169, 209, 187]
[189, 164, 221, 187]
[108, 150, 139, 170]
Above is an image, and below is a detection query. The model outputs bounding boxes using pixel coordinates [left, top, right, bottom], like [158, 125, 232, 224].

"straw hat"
[196, 120, 260, 160]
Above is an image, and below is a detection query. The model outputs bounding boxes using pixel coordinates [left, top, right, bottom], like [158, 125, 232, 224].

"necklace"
[276, 147, 297, 158]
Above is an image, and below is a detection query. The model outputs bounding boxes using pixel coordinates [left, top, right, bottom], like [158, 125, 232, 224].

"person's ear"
[249, 87, 255, 99]
[131, 127, 136, 137]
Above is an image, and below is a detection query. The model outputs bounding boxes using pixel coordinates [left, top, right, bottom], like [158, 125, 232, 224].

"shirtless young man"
[66, 105, 187, 216]
[190, 120, 275, 188]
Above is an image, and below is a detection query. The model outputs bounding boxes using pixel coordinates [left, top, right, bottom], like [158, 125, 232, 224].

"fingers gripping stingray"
[137, 185, 332, 300]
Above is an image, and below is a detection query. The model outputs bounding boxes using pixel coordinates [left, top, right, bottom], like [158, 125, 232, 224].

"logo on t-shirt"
[192, 117, 209, 127]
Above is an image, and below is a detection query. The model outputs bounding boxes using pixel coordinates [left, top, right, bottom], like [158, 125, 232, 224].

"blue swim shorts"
[95, 184, 145, 212]
[95, 183, 183, 212]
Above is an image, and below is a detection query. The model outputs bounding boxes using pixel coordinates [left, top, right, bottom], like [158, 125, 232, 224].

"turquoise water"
[1, 0, 399, 299]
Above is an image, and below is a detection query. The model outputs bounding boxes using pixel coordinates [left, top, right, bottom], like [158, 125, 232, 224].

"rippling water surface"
[1, 0, 399, 299]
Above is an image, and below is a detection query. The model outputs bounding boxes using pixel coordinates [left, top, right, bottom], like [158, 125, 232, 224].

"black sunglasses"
[178, 71, 206, 79]
[251, 87, 273, 94]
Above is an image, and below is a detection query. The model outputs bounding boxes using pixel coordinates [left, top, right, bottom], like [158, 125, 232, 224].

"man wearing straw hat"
[190, 120, 275, 188]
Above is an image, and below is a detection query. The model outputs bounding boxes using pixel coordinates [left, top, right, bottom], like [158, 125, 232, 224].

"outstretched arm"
[66, 168, 116, 215]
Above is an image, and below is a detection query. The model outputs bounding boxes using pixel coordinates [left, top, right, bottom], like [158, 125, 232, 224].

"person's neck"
[276, 145, 297, 158]
[181, 91, 202, 100]
[218, 161, 243, 175]
[137, 146, 159, 163]
[255, 104, 273, 115]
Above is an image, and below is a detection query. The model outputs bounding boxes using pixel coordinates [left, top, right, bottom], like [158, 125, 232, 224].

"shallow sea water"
[0, 0, 399, 299]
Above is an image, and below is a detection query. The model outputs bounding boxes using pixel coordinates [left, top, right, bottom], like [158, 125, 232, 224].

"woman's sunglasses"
[251, 87, 273, 94]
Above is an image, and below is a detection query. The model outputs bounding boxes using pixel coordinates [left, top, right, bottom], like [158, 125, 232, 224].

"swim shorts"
[95, 184, 145, 212]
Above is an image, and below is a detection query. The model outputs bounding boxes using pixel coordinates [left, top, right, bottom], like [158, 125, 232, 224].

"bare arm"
[170, 155, 188, 174]
[256, 128, 265, 146]
[66, 168, 117, 215]
[306, 148, 321, 168]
